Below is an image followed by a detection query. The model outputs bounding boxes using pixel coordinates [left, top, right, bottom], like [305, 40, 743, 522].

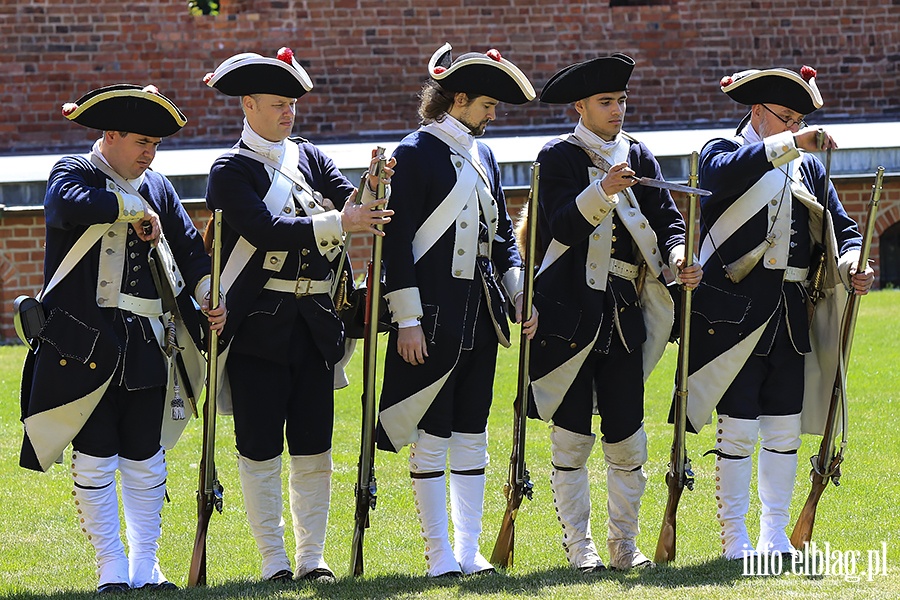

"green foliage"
[1, 290, 898, 599]
[188, 0, 218, 16]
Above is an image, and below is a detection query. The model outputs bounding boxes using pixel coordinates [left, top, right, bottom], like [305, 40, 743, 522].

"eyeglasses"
[762, 104, 807, 130]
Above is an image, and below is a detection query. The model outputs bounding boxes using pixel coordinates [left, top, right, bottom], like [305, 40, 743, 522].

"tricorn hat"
[428, 43, 535, 105]
[719, 66, 823, 115]
[204, 47, 313, 98]
[540, 54, 635, 104]
[61, 84, 186, 137]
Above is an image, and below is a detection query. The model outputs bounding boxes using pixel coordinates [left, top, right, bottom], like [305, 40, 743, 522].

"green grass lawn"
[1, 290, 898, 599]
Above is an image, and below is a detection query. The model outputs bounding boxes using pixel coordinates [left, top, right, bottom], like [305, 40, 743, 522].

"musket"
[653, 151, 700, 564]
[489, 162, 540, 569]
[188, 209, 225, 587]
[790, 166, 884, 549]
[349, 148, 387, 576]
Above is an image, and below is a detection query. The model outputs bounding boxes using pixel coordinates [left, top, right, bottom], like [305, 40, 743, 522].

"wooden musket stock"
[654, 151, 700, 564]
[790, 166, 884, 549]
[350, 148, 387, 576]
[188, 209, 224, 587]
[490, 162, 540, 569]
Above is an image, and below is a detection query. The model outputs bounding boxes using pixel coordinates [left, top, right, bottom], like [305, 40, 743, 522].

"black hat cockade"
[719, 66, 823, 115]
[428, 42, 536, 105]
[204, 47, 314, 99]
[61, 84, 186, 138]
[539, 54, 636, 105]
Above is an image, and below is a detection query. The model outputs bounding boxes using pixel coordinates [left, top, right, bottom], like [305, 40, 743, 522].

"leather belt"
[264, 276, 332, 297]
[609, 259, 640, 281]
[785, 266, 809, 282]
[117, 293, 163, 317]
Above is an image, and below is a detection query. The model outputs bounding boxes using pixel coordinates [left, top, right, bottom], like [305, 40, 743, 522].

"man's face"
[101, 131, 161, 179]
[575, 91, 627, 142]
[244, 93, 297, 142]
[451, 94, 498, 137]
[754, 102, 805, 138]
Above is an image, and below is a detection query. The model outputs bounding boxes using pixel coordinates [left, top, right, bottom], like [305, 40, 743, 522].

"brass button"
[569, 342, 577, 349]
[590, 263, 597, 270]
[640, 222, 646, 229]
[540, 340, 547, 347]
[611, 236, 617, 242]
[651, 248, 657, 254]
[589, 278, 595, 285]
[129, 281, 136, 287]
[130, 252, 137, 259]
[771, 199, 778, 206]
[100, 280, 108, 287]
[270, 256, 278, 264]
[283, 206, 292, 214]
[107, 231, 116, 237]
[457, 249, 465, 255]
[308, 202, 316, 209]
[133, 265, 140, 272]
[611, 248, 616, 254]
[106, 248, 115, 255]
[59, 359, 67, 366]
[320, 240, 328, 247]
[455, 161, 462, 168]
[89, 362, 96, 370]
[592, 234, 600, 240]
[301, 264, 308, 270]
[454, 269, 462, 276]
[301, 249, 309, 256]
[461, 222, 468, 229]
[708, 328, 715, 335]
[768, 258, 776, 265]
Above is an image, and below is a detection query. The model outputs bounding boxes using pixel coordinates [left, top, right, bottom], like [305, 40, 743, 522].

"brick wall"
[2, 0, 897, 154]
[2, 179, 896, 342]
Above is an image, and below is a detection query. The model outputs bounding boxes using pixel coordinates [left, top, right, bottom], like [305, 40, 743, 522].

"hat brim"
[540, 54, 635, 104]
[722, 69, 823, 115]
[207, 54, 313, 98]
[429, 43, 535, 105]
[65, 85, 187, 137]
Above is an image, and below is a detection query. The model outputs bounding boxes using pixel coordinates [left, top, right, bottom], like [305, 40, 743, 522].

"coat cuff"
[114, 189, 144, 223]
[384, 287, 423, 324]
[838, 249, 861, 289]
[501, 267, 524, 302]
[575, 179, 618, 227]
[194, 274, 212, 306]
[764, 131, 801, 169]
[312, 210, 344, 255]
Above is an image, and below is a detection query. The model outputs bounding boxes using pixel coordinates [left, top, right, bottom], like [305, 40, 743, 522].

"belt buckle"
[294, 278, 313, 297]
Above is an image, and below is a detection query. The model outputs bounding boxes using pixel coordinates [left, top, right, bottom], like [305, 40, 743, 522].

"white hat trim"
[721, 68, 823, 110]
[206, 52, 313, 94]
[428, 42, 536, 101]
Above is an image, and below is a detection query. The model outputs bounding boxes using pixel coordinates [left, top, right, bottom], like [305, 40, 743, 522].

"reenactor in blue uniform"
[19, 84, 226, 593]
[687, 66, 874, 559]
[528, 55, 702, 572]
[376, 43, 538, 577]
[203, 48, 393, 583]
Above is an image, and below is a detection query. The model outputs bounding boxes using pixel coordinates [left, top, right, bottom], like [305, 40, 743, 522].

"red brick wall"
[2, 179, 896, 342]
[2, 0, 897, 154]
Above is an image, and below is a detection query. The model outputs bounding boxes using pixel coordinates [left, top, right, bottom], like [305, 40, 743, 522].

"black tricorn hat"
[61, 84, 186, 137]
[428, 42, 535, 105]
[204, 47, 313, 98]
[720, 67, 823, 115]
[540, 54, 636, 104]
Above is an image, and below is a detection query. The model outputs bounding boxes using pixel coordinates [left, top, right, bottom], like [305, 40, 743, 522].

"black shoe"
[138, 581, 178, 591]
[97, 582, 130, 594]
[300, 568, 336, 583]
[578, 564, 608, 574]
[268, 569, 294, 583]
[468, 567, 496, 576]
[432, 570, 463, 578]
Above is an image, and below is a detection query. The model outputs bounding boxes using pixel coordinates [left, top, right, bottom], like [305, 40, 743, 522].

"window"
[880, 221, 900, 288]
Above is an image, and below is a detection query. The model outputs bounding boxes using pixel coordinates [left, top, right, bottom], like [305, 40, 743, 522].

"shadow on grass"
[0, 560, 747, 600]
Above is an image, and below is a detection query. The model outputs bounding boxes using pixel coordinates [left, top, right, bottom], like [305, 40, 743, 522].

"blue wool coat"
[20, 156, 210, 471]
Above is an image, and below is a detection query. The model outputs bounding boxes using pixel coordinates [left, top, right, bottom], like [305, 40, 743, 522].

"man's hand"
[675, 258, 703, 290]
[201, 294, 227, 333]
[514, 295, 539, 340]
[849, 263, 875, 295]
[341, 195, 394, 236]
[600, 162, 637, 196]
[132, 206, 161, 243]
[794, 126, 838, 152]
[397, 324, 428, 365]
[367, 149, 396, 192]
